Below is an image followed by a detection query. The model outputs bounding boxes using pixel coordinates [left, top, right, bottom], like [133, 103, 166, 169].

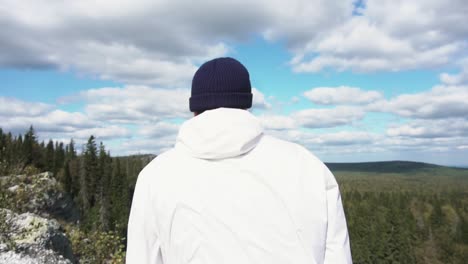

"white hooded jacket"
[126, 107, 352, 264]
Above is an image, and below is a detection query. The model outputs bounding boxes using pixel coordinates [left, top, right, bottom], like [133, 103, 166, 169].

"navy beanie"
[190, 57, 253, 112]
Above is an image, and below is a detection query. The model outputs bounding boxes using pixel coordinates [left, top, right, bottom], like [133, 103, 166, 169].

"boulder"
[0, 209, 75, 264]
[1, 172, 79, 222]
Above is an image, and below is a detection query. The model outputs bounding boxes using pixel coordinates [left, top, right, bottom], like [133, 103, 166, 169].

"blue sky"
[1, 0, 468, 166]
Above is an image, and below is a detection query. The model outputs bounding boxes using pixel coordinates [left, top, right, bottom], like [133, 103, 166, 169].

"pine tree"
[12, 134, 25, 171]
[78, 151, 90, 228]
[111, 158, 129, 236]
[2, 132, 13, 173]
[0, 128, 3, 153]
[45, 140, 55, 172]
[22, 125, 43, 170]
[84, 135, 99, 208]
[67, 139, 76, 160]
[98, 143, 111, 231]
[55, 142, 65, 175]
[0, 128, 7, 174]
[62, 160, 72, 194]
[69, 158, 80, 199]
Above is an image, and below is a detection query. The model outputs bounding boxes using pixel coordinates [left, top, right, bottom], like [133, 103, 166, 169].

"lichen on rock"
[1, 172, 79, 222]
[0, 208, 75, 264]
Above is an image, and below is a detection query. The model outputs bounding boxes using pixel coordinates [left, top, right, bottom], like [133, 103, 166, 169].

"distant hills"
[128, 156, 467, 174]
[325, 160, 467, 173]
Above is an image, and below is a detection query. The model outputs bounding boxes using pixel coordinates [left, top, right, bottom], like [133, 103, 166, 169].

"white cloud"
[0, 97, 52, 117]
[289, 130, 379, 147]
[262, 0, 352, 46]
[2, 0, 465, 79]
[440, 59, 468, 85]
[252, 88, 271, 109]
[139, 122, 181, 138]
[1, 109, 96, 134]
[258, 115, 297, 130]
[0, 0, 353, 85]
[73, 85, 192, 122]
[303, 86, 383, 105]
[0, 97, 133, 142]
[371, 85, 468, 119]
[0, 0, 241, 86]
[71, 86, 269, 124]
[70, 125, 131, 140]
[386, 118, 468, 138]
[381, 135, 468, 153]
[290, 1, 468, 73]
[116, 135, 177, 155]
[293, 106, 365, 128]
[264, 129, 383, 154]
[0, 85, 274, 156]
[313, 131, 378, 146]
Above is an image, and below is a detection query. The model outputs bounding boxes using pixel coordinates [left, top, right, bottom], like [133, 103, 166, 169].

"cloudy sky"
[1, 0, 468, 166]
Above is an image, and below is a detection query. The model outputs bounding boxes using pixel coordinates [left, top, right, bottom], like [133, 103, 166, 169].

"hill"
[325, 160, 466, 174]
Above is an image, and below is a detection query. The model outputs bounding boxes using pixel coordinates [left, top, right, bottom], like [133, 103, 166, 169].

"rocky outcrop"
[1, 172, 79, 222]
[0, 209, 75, 264]
[0, 172, 79, 263]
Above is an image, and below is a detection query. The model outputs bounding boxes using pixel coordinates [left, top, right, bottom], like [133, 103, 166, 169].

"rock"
[1, 172, 79, 222]
[7, 185, 19, 192]
[0, 209, 75, 264]
[0, 250, 72, 264]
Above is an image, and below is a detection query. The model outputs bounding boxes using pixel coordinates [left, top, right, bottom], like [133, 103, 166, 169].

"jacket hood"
[175, 108, 264, 160]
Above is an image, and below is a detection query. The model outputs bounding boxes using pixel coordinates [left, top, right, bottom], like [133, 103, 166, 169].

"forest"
[0, 127, 149, 263]
[0, 126, 467, 263]
[334, 166, 468, 263]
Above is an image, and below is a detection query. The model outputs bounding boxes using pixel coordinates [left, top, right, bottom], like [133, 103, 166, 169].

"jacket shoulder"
[258, 135, 323, 163]
[137, 148, 179, 179]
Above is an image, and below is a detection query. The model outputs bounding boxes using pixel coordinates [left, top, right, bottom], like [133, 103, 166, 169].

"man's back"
[126, 107, 352, 263]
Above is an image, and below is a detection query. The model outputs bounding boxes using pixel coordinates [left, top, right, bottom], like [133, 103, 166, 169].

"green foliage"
[84, 135, 99, 209]
[0, 127, 150, 263]
[23, 164, 41, 176]
[338, 167, 468, 264]
[110, 158, 130, 237]
[45, 140, 55, 172]
[65, 225, 126, 264]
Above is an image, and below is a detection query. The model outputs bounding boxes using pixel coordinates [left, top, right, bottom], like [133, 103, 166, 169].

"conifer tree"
[67, 139, 76, 159]
[22, 125, 38, 168]
[111, 158, 129, 236]
[84, 135, 99, 208]
[0, 128, 7, 174]
[45, 140, 55, 172]
[98, 143, 111, 231]
[55, 142, 65, 175]
[0, 128, 4, 155]
[62, 160, 72, 194]
[2, 132, 13, 173]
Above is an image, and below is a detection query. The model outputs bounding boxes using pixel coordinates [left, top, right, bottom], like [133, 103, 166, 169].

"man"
[126, 57, 352, 263]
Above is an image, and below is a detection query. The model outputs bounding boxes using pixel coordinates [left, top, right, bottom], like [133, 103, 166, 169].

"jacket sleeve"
[126, 171, 164, 264]
[323, 166, 352, 264]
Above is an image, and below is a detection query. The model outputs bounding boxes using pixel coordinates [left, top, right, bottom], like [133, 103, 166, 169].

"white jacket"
[126, 107, 352, 264]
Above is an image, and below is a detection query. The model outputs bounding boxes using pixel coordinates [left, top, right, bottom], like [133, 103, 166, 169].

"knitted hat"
[190, 57, 253, 112]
